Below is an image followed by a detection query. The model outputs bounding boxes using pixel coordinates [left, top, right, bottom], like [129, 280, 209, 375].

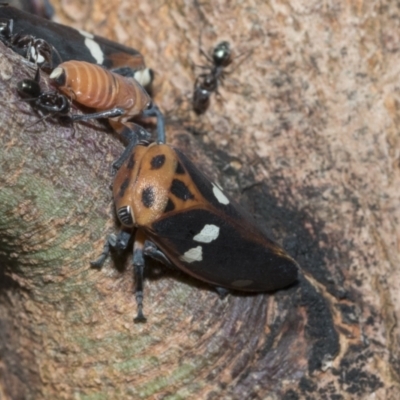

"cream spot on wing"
[193, 224, 220, 243]
[212, 183, 229, 205]
[180, 246, 203, 263]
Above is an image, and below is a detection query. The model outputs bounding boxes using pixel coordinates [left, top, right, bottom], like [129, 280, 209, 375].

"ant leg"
[193, 64, 213, 71]
[199, 48, 213, 63]
[198, 30, 213, 63]
[51, 45, 63, 67]
[223, 48, 254, 76]
[194, 74, 208, 87]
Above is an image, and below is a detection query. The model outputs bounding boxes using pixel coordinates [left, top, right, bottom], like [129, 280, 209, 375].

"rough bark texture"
[0, 0, 399, 399]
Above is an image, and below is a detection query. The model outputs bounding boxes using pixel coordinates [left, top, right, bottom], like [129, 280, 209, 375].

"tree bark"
[1, 0, 399, 399]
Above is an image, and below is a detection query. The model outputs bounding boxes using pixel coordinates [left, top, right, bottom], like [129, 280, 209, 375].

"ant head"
[30, 38, 53, 67]
[39, 92, 71, 115]
[213, 41, 232, 67]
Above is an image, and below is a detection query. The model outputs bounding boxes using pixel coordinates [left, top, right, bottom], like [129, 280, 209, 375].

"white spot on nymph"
[180, 246, 203, 263]
[77, 30, 104, 64]
[212, 183, 229, 205]
[134, 68, 153, 87]
[193, 224, 220, 243]
[50, 67, 63, 79]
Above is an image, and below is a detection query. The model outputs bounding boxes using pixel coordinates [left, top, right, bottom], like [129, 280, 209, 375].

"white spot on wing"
[77, 30, 104, 64]
[84, 38, 104, 64]
[180, 246, 203, 263]
[193, 224, 220, 243]
[212, 183, 229, 205]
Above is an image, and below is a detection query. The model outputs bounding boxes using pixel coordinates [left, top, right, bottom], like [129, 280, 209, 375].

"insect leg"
[111, 122, 150, 173]
[71, 107, 125, 122]
[132, 230, 147, 323]
[215, 287, 229, 299]
[90, 230, 132, 268]
[198, 30, 213, 64]
[141, 103, 165, 144]
[110, 66, 135, 78]
[143, 240, 173, 268]
[117, 121, 151, 144]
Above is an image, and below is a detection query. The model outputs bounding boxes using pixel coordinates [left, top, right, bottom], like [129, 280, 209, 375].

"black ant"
[192, 41, 233, 114]
[17, 68, 71, 119]
[1, 17, 58, 67]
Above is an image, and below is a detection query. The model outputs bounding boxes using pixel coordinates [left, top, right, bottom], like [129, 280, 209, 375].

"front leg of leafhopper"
[90, 230, 132, 268]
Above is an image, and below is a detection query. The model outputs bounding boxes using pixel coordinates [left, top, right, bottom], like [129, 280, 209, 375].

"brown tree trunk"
[1, 1, 399, 399]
